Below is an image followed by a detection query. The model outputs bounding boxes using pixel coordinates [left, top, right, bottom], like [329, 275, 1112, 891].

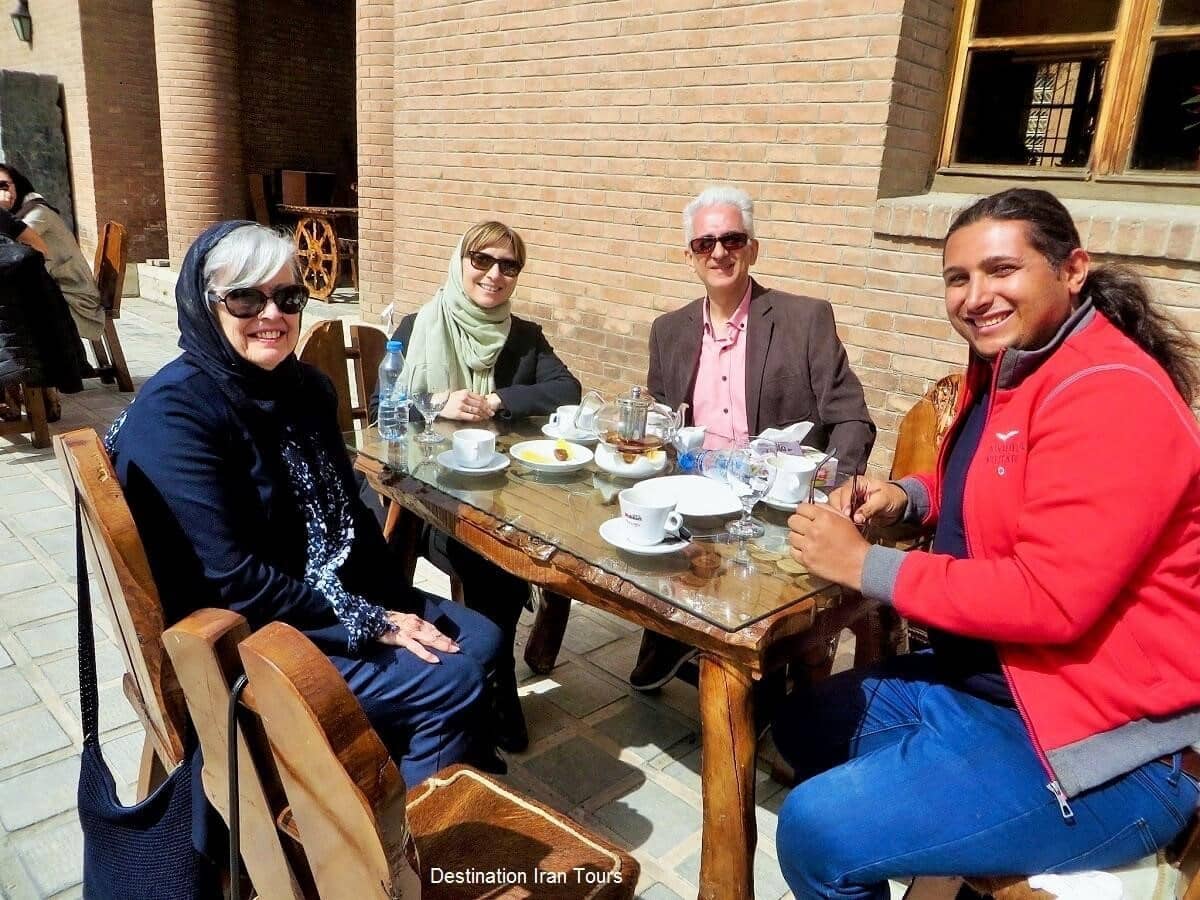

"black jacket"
[109, 356, 412, 657]
[0, 239, 85, 392]
[371, 312, 582, 421]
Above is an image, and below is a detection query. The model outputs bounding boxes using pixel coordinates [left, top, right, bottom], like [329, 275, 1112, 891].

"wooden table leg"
[698, 654, 756, 900]
[523, 588, 570, 674]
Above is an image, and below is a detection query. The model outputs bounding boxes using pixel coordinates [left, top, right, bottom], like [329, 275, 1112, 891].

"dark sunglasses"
[466, 250, 522, 278]
[212, 284, 309, 318]
[689, 231, 750, 255]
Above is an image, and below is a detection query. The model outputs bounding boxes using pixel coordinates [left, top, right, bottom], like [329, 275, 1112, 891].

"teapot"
[574, 387, 687, 457]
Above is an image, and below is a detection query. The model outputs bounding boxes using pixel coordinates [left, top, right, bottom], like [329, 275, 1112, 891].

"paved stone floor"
[0, 294, 860, 899]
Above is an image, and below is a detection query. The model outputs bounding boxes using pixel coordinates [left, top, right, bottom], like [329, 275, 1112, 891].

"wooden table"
[276, 204, 357, 300]
[350, 420, 878, 900]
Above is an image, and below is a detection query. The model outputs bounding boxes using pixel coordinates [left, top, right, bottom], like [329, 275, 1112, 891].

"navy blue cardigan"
[109, 356, 412, 657]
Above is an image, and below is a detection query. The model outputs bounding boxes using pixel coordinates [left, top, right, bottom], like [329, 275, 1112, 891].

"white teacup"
[618, 486, 683, 546]
[452, 428, 496, 468]
[768, 453, 818, 504]
[673, 425, 707, 453]
[549, 404, 590, 437]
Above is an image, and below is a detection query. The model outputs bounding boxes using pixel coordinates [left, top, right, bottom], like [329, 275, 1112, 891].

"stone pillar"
[151, 0, 245, 266]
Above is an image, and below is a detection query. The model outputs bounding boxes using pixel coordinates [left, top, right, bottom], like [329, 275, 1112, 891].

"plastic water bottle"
[377, 340, 408, 442]
[677, 448, 731, 480]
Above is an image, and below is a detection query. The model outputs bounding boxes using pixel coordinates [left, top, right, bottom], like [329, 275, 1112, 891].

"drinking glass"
[725, 437, 778, 540]
[406, 363, 449, 444]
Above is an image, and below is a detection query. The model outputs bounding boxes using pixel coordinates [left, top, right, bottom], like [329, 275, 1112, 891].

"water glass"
[725, 438, 778, 540]
[407, 363, 449, 444]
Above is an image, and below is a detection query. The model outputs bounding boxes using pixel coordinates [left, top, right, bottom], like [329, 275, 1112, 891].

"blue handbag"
[73, 491, 211, 899]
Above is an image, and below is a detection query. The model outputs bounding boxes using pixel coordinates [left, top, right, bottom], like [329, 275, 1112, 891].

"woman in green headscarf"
[397, 220, 580, 421]
[375, 220, 581, 754]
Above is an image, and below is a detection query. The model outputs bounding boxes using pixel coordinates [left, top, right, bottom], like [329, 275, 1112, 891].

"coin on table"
[776, 556, 809, 574]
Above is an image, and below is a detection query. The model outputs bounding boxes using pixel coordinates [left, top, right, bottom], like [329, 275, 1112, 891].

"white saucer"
[542, 423, 599, 445]
[762, 489, 827, 512]
[436, 450, 510, 475]
[593, 442, 669, 478]
[598, 517, 688, 555]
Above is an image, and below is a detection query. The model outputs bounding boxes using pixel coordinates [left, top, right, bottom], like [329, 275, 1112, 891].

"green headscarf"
[401, 235, 512, 394]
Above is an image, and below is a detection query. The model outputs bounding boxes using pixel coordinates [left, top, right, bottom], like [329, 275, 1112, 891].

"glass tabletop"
[348, 419, 835, 633]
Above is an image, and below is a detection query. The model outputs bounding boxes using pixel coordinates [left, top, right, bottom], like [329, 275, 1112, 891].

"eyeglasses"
[466, 250, 522, 278]
[688, 232, 750, 255]
[211, 284, 309, 318]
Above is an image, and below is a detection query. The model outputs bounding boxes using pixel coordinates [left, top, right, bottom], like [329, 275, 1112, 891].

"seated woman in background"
[777, 188, 1200, 899]
[373, 220, 582, 753]
[107, 221, 504, 785]
[0, 164, 105, 348]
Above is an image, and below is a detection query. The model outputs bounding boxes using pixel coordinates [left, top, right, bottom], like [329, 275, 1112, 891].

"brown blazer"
[646, 279, 876, 472]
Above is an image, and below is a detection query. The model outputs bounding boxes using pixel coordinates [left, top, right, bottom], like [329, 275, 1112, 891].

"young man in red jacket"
[778, 188, 1200, 899]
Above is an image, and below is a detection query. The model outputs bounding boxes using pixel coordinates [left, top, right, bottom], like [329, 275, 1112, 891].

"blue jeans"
[772, 653, 1198, 899]
[330, 591, 502, 788]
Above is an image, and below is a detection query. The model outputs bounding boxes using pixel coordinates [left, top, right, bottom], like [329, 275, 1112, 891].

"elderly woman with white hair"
[105, 221, 504, 789]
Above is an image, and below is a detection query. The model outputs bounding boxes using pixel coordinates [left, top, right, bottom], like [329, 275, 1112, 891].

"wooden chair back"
[296, 319, 388, 433]
[241, 621, 639, 898]
[238, 621, 421, 900]
[161, 609, 310, 900]
[53, 428, 187, 771]
[92, 221, 128, 317]
[889, 372, 963, 480]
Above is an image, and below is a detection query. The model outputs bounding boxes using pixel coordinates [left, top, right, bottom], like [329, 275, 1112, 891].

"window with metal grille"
[941, 0, 1200, 179]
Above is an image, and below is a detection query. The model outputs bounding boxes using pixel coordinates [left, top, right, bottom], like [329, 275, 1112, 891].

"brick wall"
[0, 1, 97, 256]
[79, 0, 167, 262]
[239, 0, 357, 193]
[356, 1, 394, 313]
[366, 0, 1199, 473]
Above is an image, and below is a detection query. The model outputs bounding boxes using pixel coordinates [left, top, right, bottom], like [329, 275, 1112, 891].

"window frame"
[938, 0, 1200, 182]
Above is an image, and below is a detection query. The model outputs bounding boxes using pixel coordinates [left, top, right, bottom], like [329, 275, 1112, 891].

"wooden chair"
[239, 619, 639, 898]
[296, 318, 387, 433]
[53, 428, 187, 797]
[0, 383, 51, 448]
[90, 221, 134, 392]
[890, 372, 964, 481]
[901, 779, 1200, 899]
[56, 428, 311, 898]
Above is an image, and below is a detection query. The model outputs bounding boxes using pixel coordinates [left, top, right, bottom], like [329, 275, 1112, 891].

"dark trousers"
[328, 591, 502, 788]
[771, 652, 1199, 899]
[424, 527, 528, 682]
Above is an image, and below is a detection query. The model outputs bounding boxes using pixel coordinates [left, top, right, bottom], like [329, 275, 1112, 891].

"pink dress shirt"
[692, 284, 752, 450]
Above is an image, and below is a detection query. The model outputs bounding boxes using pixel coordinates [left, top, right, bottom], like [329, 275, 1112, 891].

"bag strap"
[75, 488, 101, 747]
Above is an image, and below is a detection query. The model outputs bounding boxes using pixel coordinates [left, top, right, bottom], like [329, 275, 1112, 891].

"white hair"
[682, 185, 755, 244]
[203, 224, 297, 293]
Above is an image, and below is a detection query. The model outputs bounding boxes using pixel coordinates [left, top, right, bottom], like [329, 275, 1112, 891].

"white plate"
[599, 517, 688, 555]
[509, 439, 594, 473]
[542, 423, 599, 445]
[634, 475, 741, 517]
[762, 489, 827, 512]
[593, 443, 669, 478]
[436, 450, 510, 475]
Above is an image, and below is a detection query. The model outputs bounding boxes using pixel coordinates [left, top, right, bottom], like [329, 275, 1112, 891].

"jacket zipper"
[972, 353, 1074, 823]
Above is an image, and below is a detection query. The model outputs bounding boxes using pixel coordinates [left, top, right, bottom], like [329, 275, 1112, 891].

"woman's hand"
[826, 476, 909, 527]
[377, 611, 461, 663]
[440, 389, 494, 422]
[788, 504, 872, 590]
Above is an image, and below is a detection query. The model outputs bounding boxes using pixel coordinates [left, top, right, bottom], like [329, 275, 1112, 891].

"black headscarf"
[176, 220, 305, 435]
[0, 163, 44, 216]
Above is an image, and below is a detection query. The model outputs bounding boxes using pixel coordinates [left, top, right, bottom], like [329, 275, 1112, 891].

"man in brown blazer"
[631, 185, 876, 690]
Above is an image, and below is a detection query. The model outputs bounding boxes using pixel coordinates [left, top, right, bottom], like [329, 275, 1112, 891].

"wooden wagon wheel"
[294, 216, 339, 300]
